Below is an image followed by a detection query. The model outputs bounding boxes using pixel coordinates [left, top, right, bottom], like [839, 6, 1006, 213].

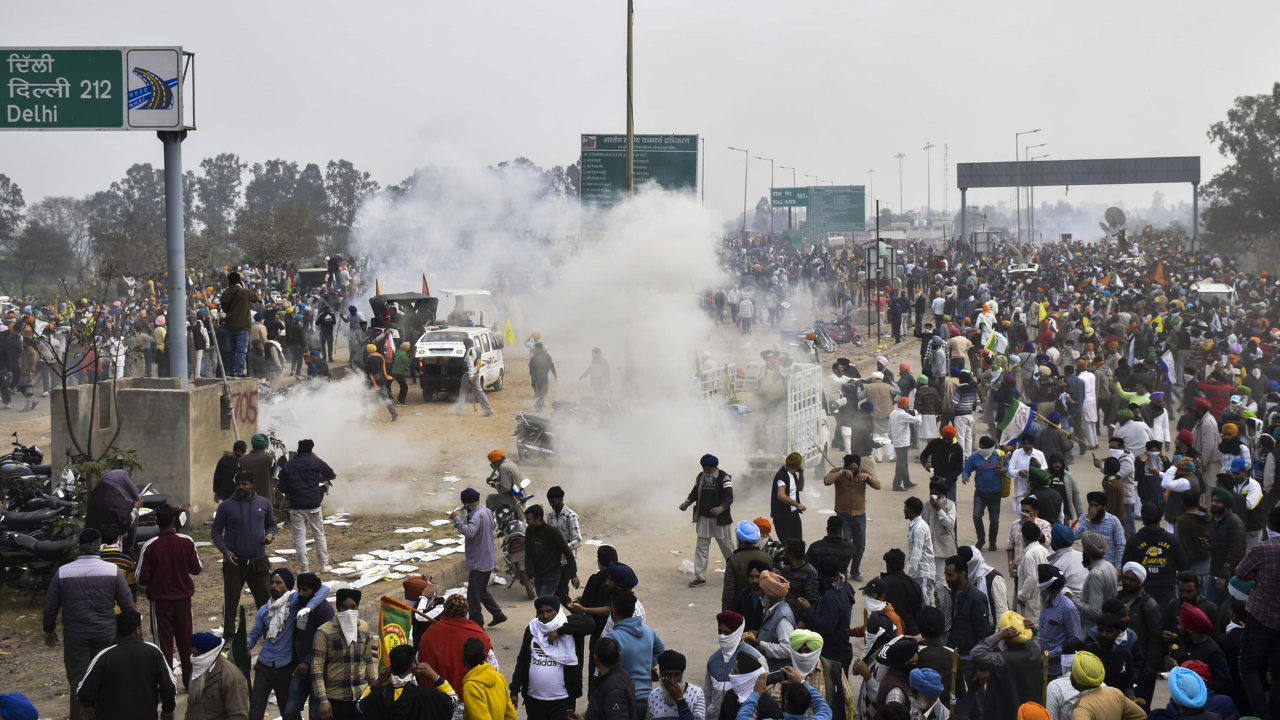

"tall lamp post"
[1029, 151, 1049, 243]
[756, 156, 775, 233]
[780, 165, 796, 229]
[867, 169, 876, 226]
[895, 153, 906, 221]
[728, 146, 748, 236]
[1014, 128, 1041, 243]
[625, 0, 634, 198]
[923, 142, 934, 221]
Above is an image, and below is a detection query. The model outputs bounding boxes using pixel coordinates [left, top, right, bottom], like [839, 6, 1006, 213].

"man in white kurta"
[1079, 368, 1098, 449]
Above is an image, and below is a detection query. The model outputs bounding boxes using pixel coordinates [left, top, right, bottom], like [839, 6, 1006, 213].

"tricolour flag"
[998, 400, 1032, 447]
[379, 595, 415, 669]
[984, 331, 1009, 355]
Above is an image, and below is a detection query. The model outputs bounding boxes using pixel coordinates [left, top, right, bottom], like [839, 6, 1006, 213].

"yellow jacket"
[462, 662, 515, 720]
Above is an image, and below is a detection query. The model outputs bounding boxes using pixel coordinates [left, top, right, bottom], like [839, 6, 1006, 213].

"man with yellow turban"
[1065, 650, 1146, 719]
[972, 612, 1042, 720]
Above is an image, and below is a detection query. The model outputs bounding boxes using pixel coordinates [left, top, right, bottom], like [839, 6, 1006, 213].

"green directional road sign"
[806, 185, 866, 233]
[770, 187, 809, 207]
[579, 134, 698, 206]
[2, 47, 186, 131]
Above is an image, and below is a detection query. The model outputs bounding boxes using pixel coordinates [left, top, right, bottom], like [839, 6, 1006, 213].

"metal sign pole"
[161, 130, 188, 388]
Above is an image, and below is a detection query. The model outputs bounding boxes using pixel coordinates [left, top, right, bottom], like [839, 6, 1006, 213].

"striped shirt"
[312, 617, 379, 703]
[1038, 592, 1081, 672]
[547, 505, 582, 564]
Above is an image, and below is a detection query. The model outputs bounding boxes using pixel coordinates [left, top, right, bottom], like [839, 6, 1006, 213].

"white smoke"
[263, 165, 748, 516]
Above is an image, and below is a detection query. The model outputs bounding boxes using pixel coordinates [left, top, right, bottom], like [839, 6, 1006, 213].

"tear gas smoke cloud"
[263, 165, 751, 518]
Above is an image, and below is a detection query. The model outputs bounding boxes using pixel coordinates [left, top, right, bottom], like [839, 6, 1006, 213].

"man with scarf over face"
[314, 589, 380, 720]
[510, 596, 596, 720]
[185, 632, 250, 720]
[770, 630, 852, 720]
[704, 611, 762, 720]
[971, 612, 1043, 720]
[798, 557, 856, 671]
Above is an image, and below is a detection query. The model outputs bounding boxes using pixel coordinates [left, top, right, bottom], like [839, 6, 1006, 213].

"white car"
[1191, 282, 1237, 307]
[414, 326, 505, 401]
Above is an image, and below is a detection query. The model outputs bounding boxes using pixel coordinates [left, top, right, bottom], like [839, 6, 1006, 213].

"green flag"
[379, 595, 415, 669]
[231, 605, 251, 677]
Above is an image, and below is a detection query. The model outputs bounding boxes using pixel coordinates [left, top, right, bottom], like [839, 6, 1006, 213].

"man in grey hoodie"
[211, 472, 277, 627]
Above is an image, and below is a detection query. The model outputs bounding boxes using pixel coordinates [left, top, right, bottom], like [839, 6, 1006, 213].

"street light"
[728, 146, 748, 236]
[1014, 128, 1042, 243]
[1029, 152, 1049, 243]
[895, 153, 906, 222]
[821, 180, 833, 185]
[867, 169, 876, 225]
[780, 165, 796, 229]
[923, 142, 934, 220]
[804, 174, 819, 185]
[1022, 142, 1046, 238]
[756, 156, 775, 233]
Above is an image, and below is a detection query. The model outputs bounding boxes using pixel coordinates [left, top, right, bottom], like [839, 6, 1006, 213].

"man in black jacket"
[880, 548, 923, 635]
[316, 304, 338, 361]
[573, 636, 633, 720]
[360, 644, 455, 720]
[943, 553, 992, 720]
[510, 595, 596, 719]
[212, 440, 245, 503]
[920, 431, 965, 501]
[680, 454, 734, 589]
[524, 505, 580, 600]
[277, 439, 335, 574]
[1121, 502, 1190, 609]
[77, 610, 177, 720]
[806, 516, 857, 579]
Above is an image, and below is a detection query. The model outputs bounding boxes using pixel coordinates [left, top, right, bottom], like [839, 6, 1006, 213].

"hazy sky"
[4, 0, 1280, 227]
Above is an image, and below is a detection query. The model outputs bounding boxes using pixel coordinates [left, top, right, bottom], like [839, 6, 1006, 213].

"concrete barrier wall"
[52, 378, 259, 523]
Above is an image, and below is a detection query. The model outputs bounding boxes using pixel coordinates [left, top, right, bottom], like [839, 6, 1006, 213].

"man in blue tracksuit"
[212, 472, 278, 628]
[962, 436, 1007, 550]
[604, 590, 665, 719]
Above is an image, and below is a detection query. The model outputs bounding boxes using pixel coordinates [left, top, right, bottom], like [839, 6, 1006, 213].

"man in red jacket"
[137, 504, 203, 689]
[1194, 372, 1234, 418]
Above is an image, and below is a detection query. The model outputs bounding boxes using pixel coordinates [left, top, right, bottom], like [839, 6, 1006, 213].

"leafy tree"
[295, 162, 328, 218]
[244, 159, 300, 210]
[0, 174, 23, 244]
[27, 197, 92, 282]
[324, 159, 379, 249]
[0, 220, 71, 295]
[86, 164, 166, 273]
[194, 152, 246, 239]
[1203, 82, 1280, 249]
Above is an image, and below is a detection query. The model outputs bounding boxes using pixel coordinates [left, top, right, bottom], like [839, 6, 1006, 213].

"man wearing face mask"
[1035, 564, 1080, 680]
[971, 613, 1042, 720]
[313, 589, 379, 720]
[773, 630, 852, 718]
[704, 611, 762, 720]
[797, 557, 856, 671]
[510, 595, 596, 720]
[1093, 435, 1138, 539]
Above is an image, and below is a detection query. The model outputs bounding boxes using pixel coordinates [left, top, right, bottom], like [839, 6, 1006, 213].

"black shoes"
[488, 613, 508, 627]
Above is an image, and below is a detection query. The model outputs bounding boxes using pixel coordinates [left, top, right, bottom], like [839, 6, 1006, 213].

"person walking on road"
[211, 472, 277, 628]
[43, 527, 136, 720]
[546, 486, 582, 602]
[391, 341, 412, 406]
[823, 453, 880, 581]
[452, 488, 509, 627]
[771, 453, 807, 543]
[136, 504, 202, 689]
[681, 454, 735, 589]
[530, 343, 558, 410]
[579, 348, 612, 396]
[454, 338, 494, 416]
[276, 439, 335, 574]
[75, 610, 177, 720]
[524, 504, 580, 600]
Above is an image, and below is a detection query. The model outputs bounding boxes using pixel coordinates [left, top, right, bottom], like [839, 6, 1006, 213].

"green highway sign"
[3, 47, 187, 131]
[807, 185, 866, 233]
[770, 187, 809, 207]
[580, 134, 698, 205]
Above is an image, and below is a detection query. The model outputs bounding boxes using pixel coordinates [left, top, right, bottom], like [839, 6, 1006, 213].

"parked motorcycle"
[514, 399, 621, 465]
[0, 530, 76, 594]
[490, 478, 535, 599]
[814, 317, 863, 347]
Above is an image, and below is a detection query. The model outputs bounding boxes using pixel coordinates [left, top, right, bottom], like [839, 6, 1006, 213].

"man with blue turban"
[681, 454, 735, 588]
[722, 520, 773, 612]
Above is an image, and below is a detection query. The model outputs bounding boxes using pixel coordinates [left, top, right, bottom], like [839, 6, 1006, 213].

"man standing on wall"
[219, 271, 259, 377]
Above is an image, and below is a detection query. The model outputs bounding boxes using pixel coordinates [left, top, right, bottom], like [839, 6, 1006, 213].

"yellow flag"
[1037, 303, 1047, 322]
[503, 318, 516, 346]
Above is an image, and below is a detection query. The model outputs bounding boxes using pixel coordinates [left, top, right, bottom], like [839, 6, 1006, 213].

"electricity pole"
[1014, 128, 1041, 243]
[867, 169, 875, 226]
[625, 0, 634, 198]
[895, 153, 906, 220]
[729, 146, 748, 236]
[923, 142, 934, 220]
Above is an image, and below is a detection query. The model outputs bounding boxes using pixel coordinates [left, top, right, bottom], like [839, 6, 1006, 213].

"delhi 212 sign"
[2, 47, 186, 131]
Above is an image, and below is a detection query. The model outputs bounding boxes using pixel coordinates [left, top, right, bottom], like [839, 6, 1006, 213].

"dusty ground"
[1, 297, 1171, 718]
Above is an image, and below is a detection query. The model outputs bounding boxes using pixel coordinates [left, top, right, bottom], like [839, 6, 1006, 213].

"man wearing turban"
[681, 454, 736, 588]
[1169, 604, 1232, 697]
[743, 571, 795, 672]
[972, 612, 1043, 720]
[1062, 649, 1147, 719]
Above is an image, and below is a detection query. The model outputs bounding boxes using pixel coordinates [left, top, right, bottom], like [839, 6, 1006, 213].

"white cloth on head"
[1122, 561, 1147, 583]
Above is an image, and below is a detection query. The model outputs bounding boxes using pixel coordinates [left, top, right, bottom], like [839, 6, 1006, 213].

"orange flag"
[1100, 273, 1113, 288]
[422, 273, 430, 296]
[1153, 261, 1166, 285]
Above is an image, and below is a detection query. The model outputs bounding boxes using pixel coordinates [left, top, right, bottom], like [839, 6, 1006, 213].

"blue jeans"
[839, 513, 866, 577]
[228, 329, 249, 375]
[285, 674, 317, 719]
[1123, 503, 1136, 540]
[1241, 617, 1280, 720]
